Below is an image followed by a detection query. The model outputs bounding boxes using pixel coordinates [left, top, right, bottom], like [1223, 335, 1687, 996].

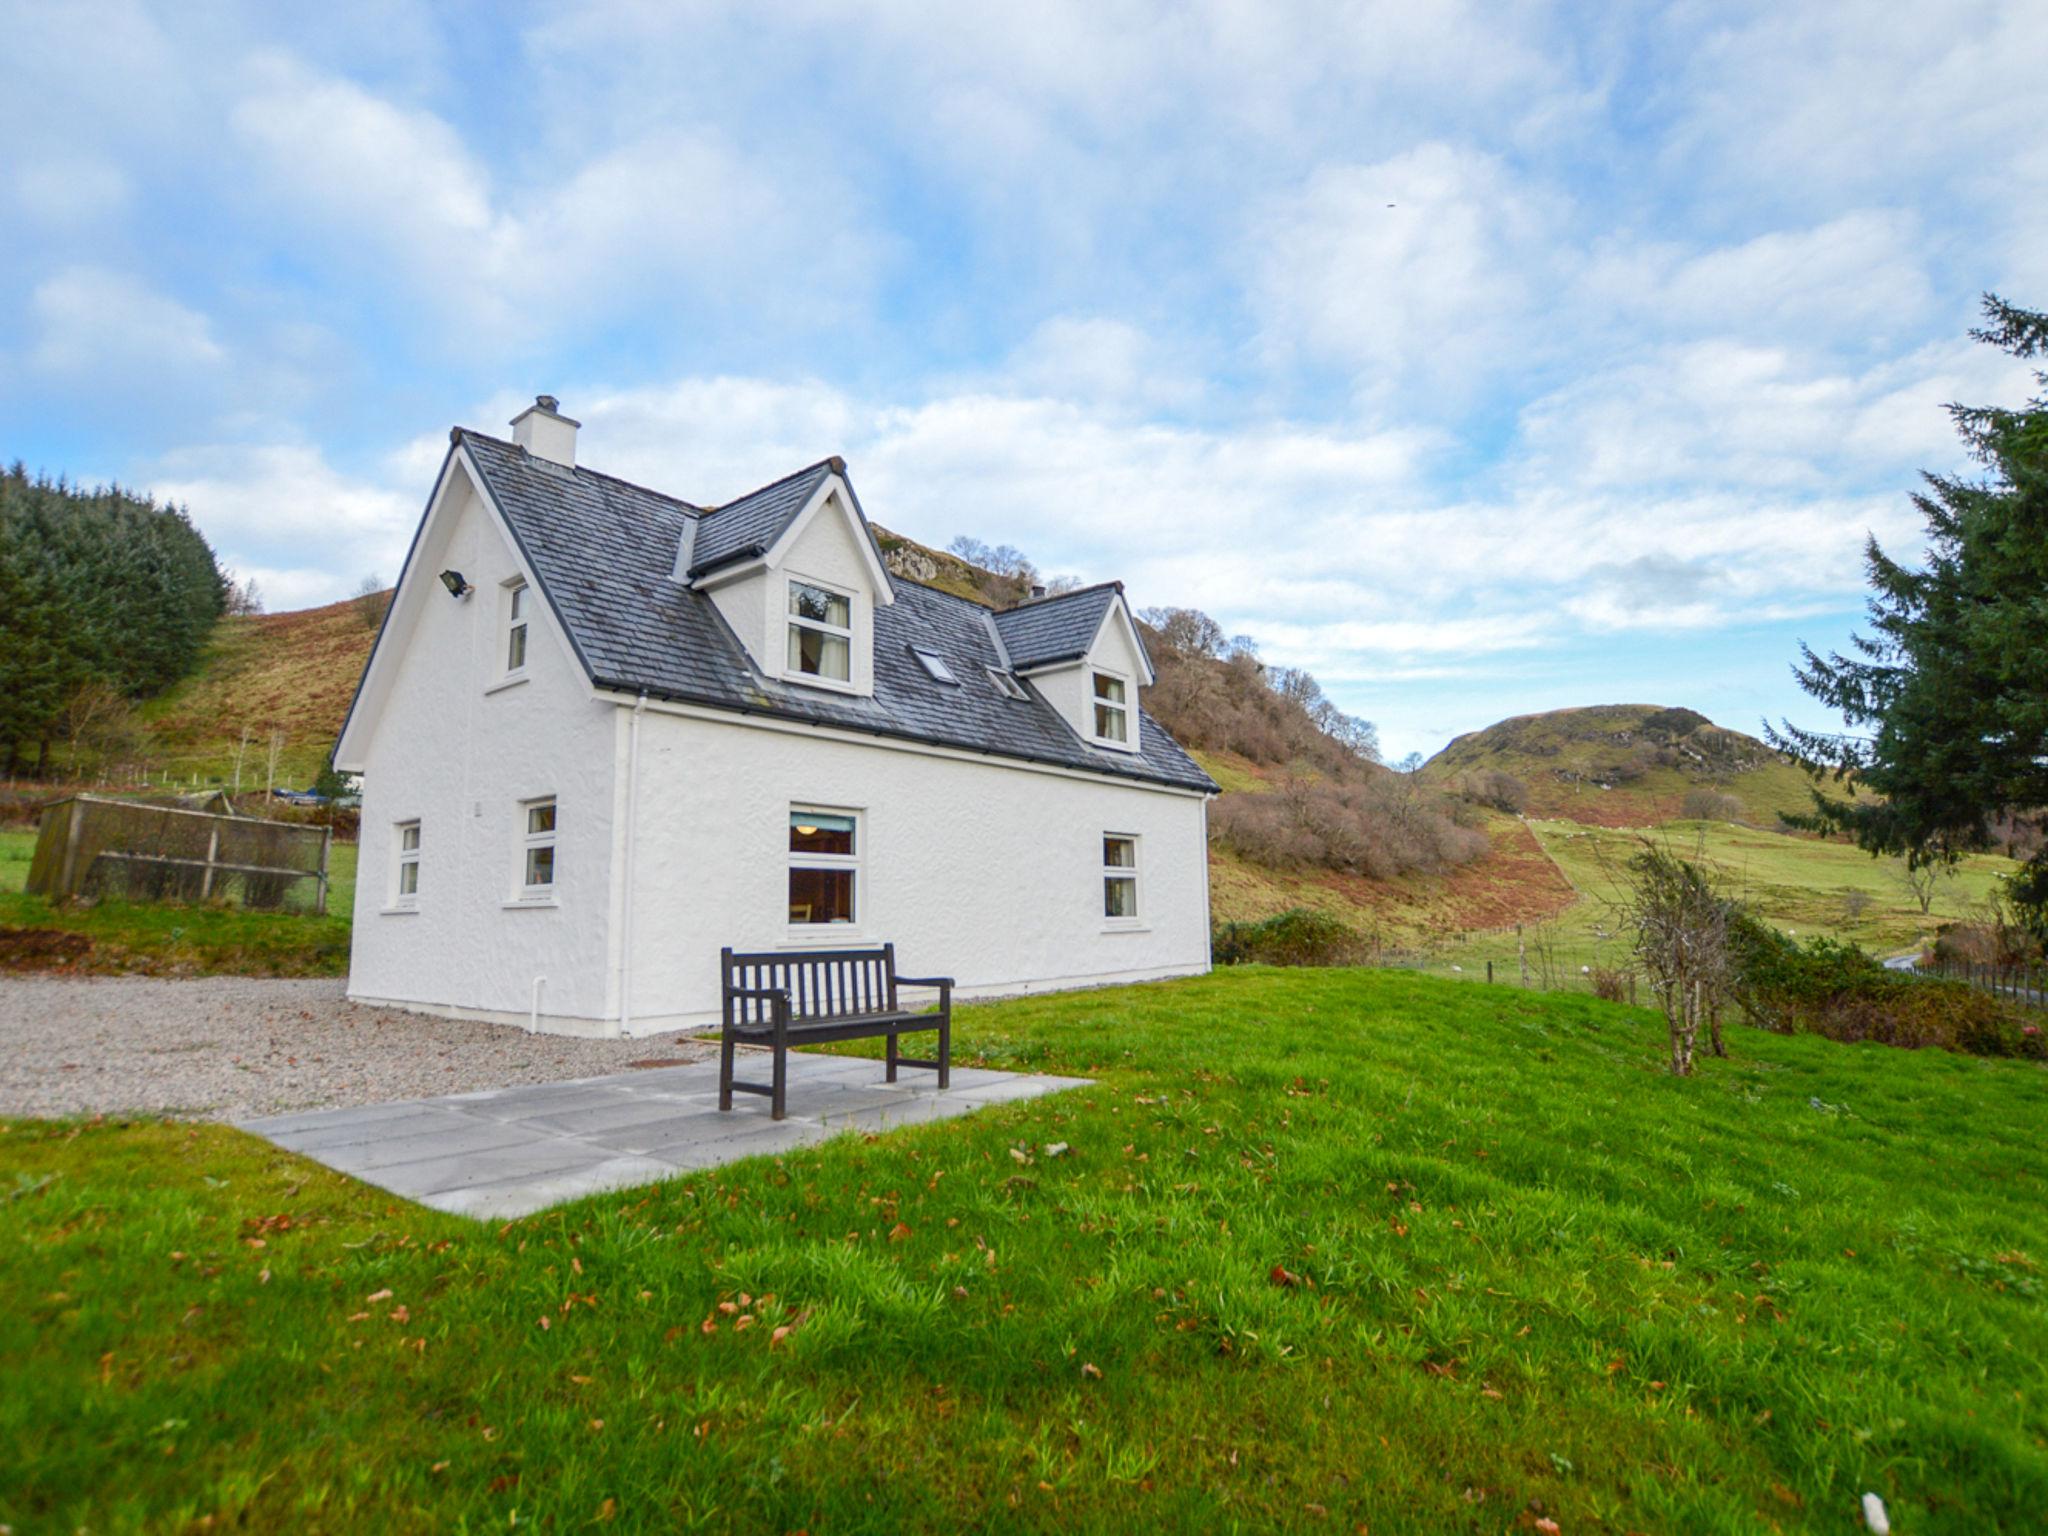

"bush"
[1589, 966, 1633, 1003]
[1449, 769, 1529, 814]
[1681, 788, 1746, 821]
[1729, 915, 2044, 1059]
[1210, 778, 1489, 881]
[1212, 908, 1370, 967]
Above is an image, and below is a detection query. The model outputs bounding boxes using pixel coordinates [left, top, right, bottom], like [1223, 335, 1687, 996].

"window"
[393, 820, 420, 906]
[1103, 834, 1139, 922]
[787, 580, 852, 683]
[504, 580, 530, 674]
[1092, 671, 1129, 744]
[987, 667, 1028, 701]
[520, 798, 557, 895]
[910, 645, 957, 684]
[788, 808, 858, 927]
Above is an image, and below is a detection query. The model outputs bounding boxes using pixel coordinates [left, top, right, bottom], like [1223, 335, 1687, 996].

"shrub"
[1728, 915, 2044, 1059]
[1589, 966, 1633, 1003]
[1210, 778, 1489, 881]
[1212, 908, 1370, 967]
[1449, 769, 1529, 814]
[1681, 788, 1746, 821]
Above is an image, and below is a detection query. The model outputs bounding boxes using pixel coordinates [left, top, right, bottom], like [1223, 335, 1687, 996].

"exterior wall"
[702, 488, 879, 694]
[347, 467, 621, 1034]
[618, 708, 1211, 1030]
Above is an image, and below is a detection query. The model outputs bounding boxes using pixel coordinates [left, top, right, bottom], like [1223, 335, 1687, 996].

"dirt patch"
[0, 929, 93, 971]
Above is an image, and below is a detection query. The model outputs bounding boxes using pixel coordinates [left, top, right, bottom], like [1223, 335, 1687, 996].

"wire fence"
[25, 794, 332, 914]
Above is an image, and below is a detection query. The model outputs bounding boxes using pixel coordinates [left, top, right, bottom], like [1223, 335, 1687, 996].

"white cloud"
[12, 156, 131, 227]
[29, 267, 224, 377]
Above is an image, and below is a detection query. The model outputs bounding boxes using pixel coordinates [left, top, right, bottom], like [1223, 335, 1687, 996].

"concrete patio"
[239, 1050, 1089, 1219]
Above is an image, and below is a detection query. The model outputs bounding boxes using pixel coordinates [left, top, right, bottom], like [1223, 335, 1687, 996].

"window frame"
[783, 576, 856, 692]
[1090, 668, 1135, 750]
[909, 645, 958, 684]
[501, 577, 531, 682]
[1102, 832, 1141, 927]
[786, 804, 862, 938]
[987, 666, 1028, 701]
[514, 796, 558, 903]
[389, 818, 421, 911]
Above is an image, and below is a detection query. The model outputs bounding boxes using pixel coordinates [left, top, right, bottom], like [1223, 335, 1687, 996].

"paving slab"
[240, 1050, 1090, 1218]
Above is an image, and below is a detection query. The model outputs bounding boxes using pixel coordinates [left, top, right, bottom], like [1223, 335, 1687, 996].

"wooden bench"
[718, 944, 954, 1120]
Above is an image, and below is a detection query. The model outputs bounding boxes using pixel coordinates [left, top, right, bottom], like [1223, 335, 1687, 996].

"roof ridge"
[454, 427, 705, 513]
[998, 579, 1123, 613]
[700, 455, 843, 516]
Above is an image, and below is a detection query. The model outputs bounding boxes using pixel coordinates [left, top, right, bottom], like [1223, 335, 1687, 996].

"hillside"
[134, 593, 382, 789]
[1420, 703, 1818, 827]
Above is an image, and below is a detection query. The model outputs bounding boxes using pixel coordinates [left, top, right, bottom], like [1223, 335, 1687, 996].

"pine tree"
[1775, 295, 2048, 927]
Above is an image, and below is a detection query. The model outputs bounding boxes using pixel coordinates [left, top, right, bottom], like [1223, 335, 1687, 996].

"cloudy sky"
[3, 1, 2042, 761]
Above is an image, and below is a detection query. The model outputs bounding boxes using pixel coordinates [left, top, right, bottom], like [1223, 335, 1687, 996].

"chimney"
[510, 394, 579, 467]
[1029, 582, 1047, 600]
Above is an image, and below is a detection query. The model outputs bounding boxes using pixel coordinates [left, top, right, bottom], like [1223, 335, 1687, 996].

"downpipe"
[530, 974, 546, 1033]
[618, 693, 647, 1037]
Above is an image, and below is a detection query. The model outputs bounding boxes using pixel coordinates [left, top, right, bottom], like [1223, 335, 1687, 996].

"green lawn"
[4, 968, 2044, 1532]
[1421, 818, 2018, 990]
[0, 828, 355, 975]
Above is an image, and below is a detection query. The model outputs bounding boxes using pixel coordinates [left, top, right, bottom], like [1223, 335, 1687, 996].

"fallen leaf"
[700, 1317, 717, 1335]
[888, 1223, 912, 1242]
[390, 1306, 410, 1324]
[734, 1315, 756, 1332]
[1043, 1142, 1070, 1158]
[1269, 1265, 1301, 1289]
[1081, 1361, 1103, 1380]
[1535, 1521, 1560, 1535]
[537, 1316, 551, 1331]
[366, 1289, 393, 1304]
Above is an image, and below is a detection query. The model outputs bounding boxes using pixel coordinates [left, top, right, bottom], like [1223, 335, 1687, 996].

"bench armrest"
[725, 986, 791, 1002]
[893, 974, 954, 990]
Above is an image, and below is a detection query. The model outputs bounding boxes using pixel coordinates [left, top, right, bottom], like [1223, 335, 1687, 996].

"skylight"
[910, 646, 958, 684]
[987, 667, 1028, 701]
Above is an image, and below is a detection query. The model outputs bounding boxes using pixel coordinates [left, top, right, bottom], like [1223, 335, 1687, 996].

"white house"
[333, 397, 1218, 1036]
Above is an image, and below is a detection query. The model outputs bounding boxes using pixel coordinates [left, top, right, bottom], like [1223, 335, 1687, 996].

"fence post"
[316, 826, 332, 916]
[1486, 960, 1493, 984]
[201, 822, 220, 900]
[1517, 925, 1529, 988]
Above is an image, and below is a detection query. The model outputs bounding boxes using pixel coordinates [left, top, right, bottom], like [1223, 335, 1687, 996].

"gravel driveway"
[0, 976, 713, 1121]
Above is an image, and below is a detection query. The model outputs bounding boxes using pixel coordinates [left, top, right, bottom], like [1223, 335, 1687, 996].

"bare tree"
[1892, 855, 1948, 916]
[353, 574, 389, 630]
[1623, 842, 1736, 1074]
[264, 728, 286, 797]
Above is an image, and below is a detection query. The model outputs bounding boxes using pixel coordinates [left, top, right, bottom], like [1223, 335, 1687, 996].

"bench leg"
[771, 1039, 787, 1121]
[718, 1029, 736, 1112]
[938, 1009, 951, 1091]
[886, 1031, 899, 1083]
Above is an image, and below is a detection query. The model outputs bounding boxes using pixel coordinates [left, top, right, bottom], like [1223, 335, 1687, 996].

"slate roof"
[993, 583, 1143, 672]
[687, 459, 839, 577]
[453, 431, 1216, 794]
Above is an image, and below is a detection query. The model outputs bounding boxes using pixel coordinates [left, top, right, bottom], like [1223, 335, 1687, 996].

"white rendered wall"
[618, 707, 1212, 1030]
[347, 467, 620, 1033]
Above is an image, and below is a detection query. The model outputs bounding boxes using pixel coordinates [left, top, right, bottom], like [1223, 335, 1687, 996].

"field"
[0, 828, 355, 976]
[1417, 819, 2017, 990]
[3, 968, 2044, 1532]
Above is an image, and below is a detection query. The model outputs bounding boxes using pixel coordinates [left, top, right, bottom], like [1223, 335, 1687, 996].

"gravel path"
[0, 976, 714, 1121]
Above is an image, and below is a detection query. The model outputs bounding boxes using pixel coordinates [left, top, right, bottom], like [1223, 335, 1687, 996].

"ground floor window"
[1103, 833, 1139, 922]
[521, 798, 557, 895]
[393, 820, 420, 906]
[789, 807, 859, 926]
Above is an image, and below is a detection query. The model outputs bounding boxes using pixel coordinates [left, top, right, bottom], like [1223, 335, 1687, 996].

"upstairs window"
[787, 580, 852, 683]
[520, 798, 557, 895]
[1092, 671, 1130, 744]
[503, 579, 530, 675]
[1103, 834, 1140, 922]
[789, 808, 859, 926]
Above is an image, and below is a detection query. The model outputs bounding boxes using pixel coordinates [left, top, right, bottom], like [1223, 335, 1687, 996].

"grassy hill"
[134, 593, 383, 790]
[1421, 703, 1818, 827]
[7, 968, 2045, 1531]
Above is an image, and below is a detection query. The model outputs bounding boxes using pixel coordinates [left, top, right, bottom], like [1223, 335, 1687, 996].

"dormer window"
[787, 580, 852, 683]
[1092, 671, 1130, 745]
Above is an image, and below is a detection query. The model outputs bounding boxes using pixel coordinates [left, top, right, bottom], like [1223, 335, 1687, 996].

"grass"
[1418, 818, 2018, 992]
[3, 968, 2044, 1532]
[0, 828, 355, 976]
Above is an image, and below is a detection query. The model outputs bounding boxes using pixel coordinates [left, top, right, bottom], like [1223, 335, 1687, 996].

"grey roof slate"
[687, 459, 838, 576]
[454, 431, 1216, 793]
[993, 584, 1139, 671]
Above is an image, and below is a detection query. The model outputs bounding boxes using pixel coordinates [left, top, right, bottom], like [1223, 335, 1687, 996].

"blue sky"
[3, 1, 2043, 761]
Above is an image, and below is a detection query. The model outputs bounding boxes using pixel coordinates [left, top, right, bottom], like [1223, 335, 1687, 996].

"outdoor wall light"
[439, 569, 473, 598]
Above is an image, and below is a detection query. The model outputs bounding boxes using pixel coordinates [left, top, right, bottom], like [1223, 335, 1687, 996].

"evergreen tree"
[1775, 295, 2048, 928]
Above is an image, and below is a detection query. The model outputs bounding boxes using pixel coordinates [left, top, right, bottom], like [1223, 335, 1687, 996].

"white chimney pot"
[510, 394, 579, 466]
